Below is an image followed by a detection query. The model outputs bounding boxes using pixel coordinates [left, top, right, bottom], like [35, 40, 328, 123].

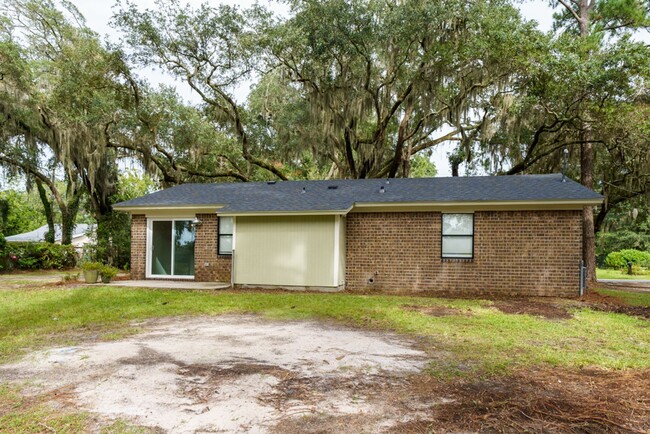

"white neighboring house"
[5, 224, 94, 251]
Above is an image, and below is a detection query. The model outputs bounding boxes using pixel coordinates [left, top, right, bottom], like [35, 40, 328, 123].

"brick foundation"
[345, 211, 582, 297]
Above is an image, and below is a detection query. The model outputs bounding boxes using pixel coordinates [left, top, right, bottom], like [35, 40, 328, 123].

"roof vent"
[267, 181, 276, 185]
[328, 185, 338, 190]
[379, 185, 385, 194]
[302, 187, 306, 193]
[386, 179, 390, 184]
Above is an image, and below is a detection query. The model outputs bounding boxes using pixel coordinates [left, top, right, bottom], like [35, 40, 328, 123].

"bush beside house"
[597, 230, 650, 266]
[0, 239, 77, 271]
[605, 248, 650, 270]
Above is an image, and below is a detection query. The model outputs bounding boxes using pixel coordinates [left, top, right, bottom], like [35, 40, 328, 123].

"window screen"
[442, 214, 474, 259]
[218, 217, 233, 255]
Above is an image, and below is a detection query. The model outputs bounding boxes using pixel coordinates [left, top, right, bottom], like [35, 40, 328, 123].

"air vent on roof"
[328, 185, 338, 190]
[267, 181, 276, 185]
[302, 187, 306, 193]
[379, 186, 385, 193]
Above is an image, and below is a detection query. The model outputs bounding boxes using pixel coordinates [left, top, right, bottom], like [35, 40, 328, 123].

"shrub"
[94, 212, 131, 270]
[2, 242, 77, 270]
[596, 230, 650, 266]
[80, 261, 102, 271]
[630, 264, 649, 276]
[99, 265, 119, 279]
[605, 249, 650, 269]
[61, 272, 80, 282]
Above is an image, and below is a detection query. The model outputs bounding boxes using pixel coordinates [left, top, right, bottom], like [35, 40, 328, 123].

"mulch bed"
[269, 366, 650, 433]
[390, 367, 650, 433]
[580, 291, 650, 320]
[405, 293, 650, 321]
[492, 298, 574, 320]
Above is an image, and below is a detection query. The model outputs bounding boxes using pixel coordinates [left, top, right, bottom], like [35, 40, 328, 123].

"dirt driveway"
[1, 315, 430, 433]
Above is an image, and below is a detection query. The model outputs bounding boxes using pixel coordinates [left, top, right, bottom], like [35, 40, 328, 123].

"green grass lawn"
[0, 384, 149, 433]
[597, 267, 650, 280]
[1, 283, 649, 433]
[1, 286, 649, 376]
[596, 288, 650, 307]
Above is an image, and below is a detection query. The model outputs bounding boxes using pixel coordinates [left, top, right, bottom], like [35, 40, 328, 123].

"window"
[150, 220, 195, 277]
[218, 217, 233, 255]
[441, 214, 474, 259]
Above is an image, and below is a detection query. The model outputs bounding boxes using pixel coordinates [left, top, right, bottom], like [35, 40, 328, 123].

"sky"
[71, 0, 557, 177]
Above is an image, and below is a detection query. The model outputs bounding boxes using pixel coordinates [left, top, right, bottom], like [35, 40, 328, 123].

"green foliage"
[409, 153, 438, 178]
[91, 211, 129, 270]
[115, 0, 543, 180]
[99, 265, 119, 279]
[61, 272, 79, 282]
[596, 230, 650, 265]
[604, 249, 650, 269]
[629, 264, 648, 275]
[0, 384, 88, 434]
[597, 267, 650, 280]
[80, 261, 102, 271]
[90, 170, 155, 270]
[597, 288, 650, 307]
[1, 287, 650, 373]
[2, 242, 76, 270]
[0, 189, 47, 236]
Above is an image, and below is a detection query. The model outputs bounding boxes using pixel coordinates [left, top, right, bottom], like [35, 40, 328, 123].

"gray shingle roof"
[113, 174, 603, 213]
[5, 224, 92, 242]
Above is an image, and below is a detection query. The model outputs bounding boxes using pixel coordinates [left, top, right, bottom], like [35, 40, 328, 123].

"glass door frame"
[146, 217, 196, 279]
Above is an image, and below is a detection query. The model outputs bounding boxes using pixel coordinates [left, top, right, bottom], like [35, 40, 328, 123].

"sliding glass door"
[150, 220, 195, 277]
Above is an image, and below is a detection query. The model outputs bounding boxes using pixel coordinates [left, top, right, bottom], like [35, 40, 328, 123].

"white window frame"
[146, 217, 196, 279]
[218, 216, 234, 255]
[441, 213, 474, 259]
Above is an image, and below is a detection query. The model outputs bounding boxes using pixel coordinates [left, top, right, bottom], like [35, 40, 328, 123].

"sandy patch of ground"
[0, 315, 428, 433]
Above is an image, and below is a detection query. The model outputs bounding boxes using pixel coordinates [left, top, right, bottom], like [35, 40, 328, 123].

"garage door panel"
[234, 215, 335, 287]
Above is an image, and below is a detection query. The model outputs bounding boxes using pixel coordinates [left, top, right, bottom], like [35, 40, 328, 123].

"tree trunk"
[60, 190, 81, 245]
[581, 135, 596, 286]
[450, 152, 463, 177]
[577, 0, 597, 288]
[35, 180, 56, 243]
[60, 211, 74, 245]
[594, 197, 609, 233]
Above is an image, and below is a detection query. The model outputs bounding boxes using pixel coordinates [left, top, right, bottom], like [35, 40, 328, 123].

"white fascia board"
[350, 199, 603, 212]
[218, 207, 352, 217]
[114, 205, 225, 216]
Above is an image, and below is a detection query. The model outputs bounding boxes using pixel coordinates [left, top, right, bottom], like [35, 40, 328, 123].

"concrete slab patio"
[106, 280, 230, 290]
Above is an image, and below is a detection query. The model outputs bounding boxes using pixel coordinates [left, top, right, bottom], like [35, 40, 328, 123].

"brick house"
[114, 174, 602, 296]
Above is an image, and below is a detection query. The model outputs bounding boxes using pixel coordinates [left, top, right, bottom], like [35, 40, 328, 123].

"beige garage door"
[233, 215, 341, 288]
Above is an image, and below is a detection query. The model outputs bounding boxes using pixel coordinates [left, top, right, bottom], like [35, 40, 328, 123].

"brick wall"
[345, 210, 582, 297]
[130, 214, 146, 279]
[194, 214, 232, 282]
